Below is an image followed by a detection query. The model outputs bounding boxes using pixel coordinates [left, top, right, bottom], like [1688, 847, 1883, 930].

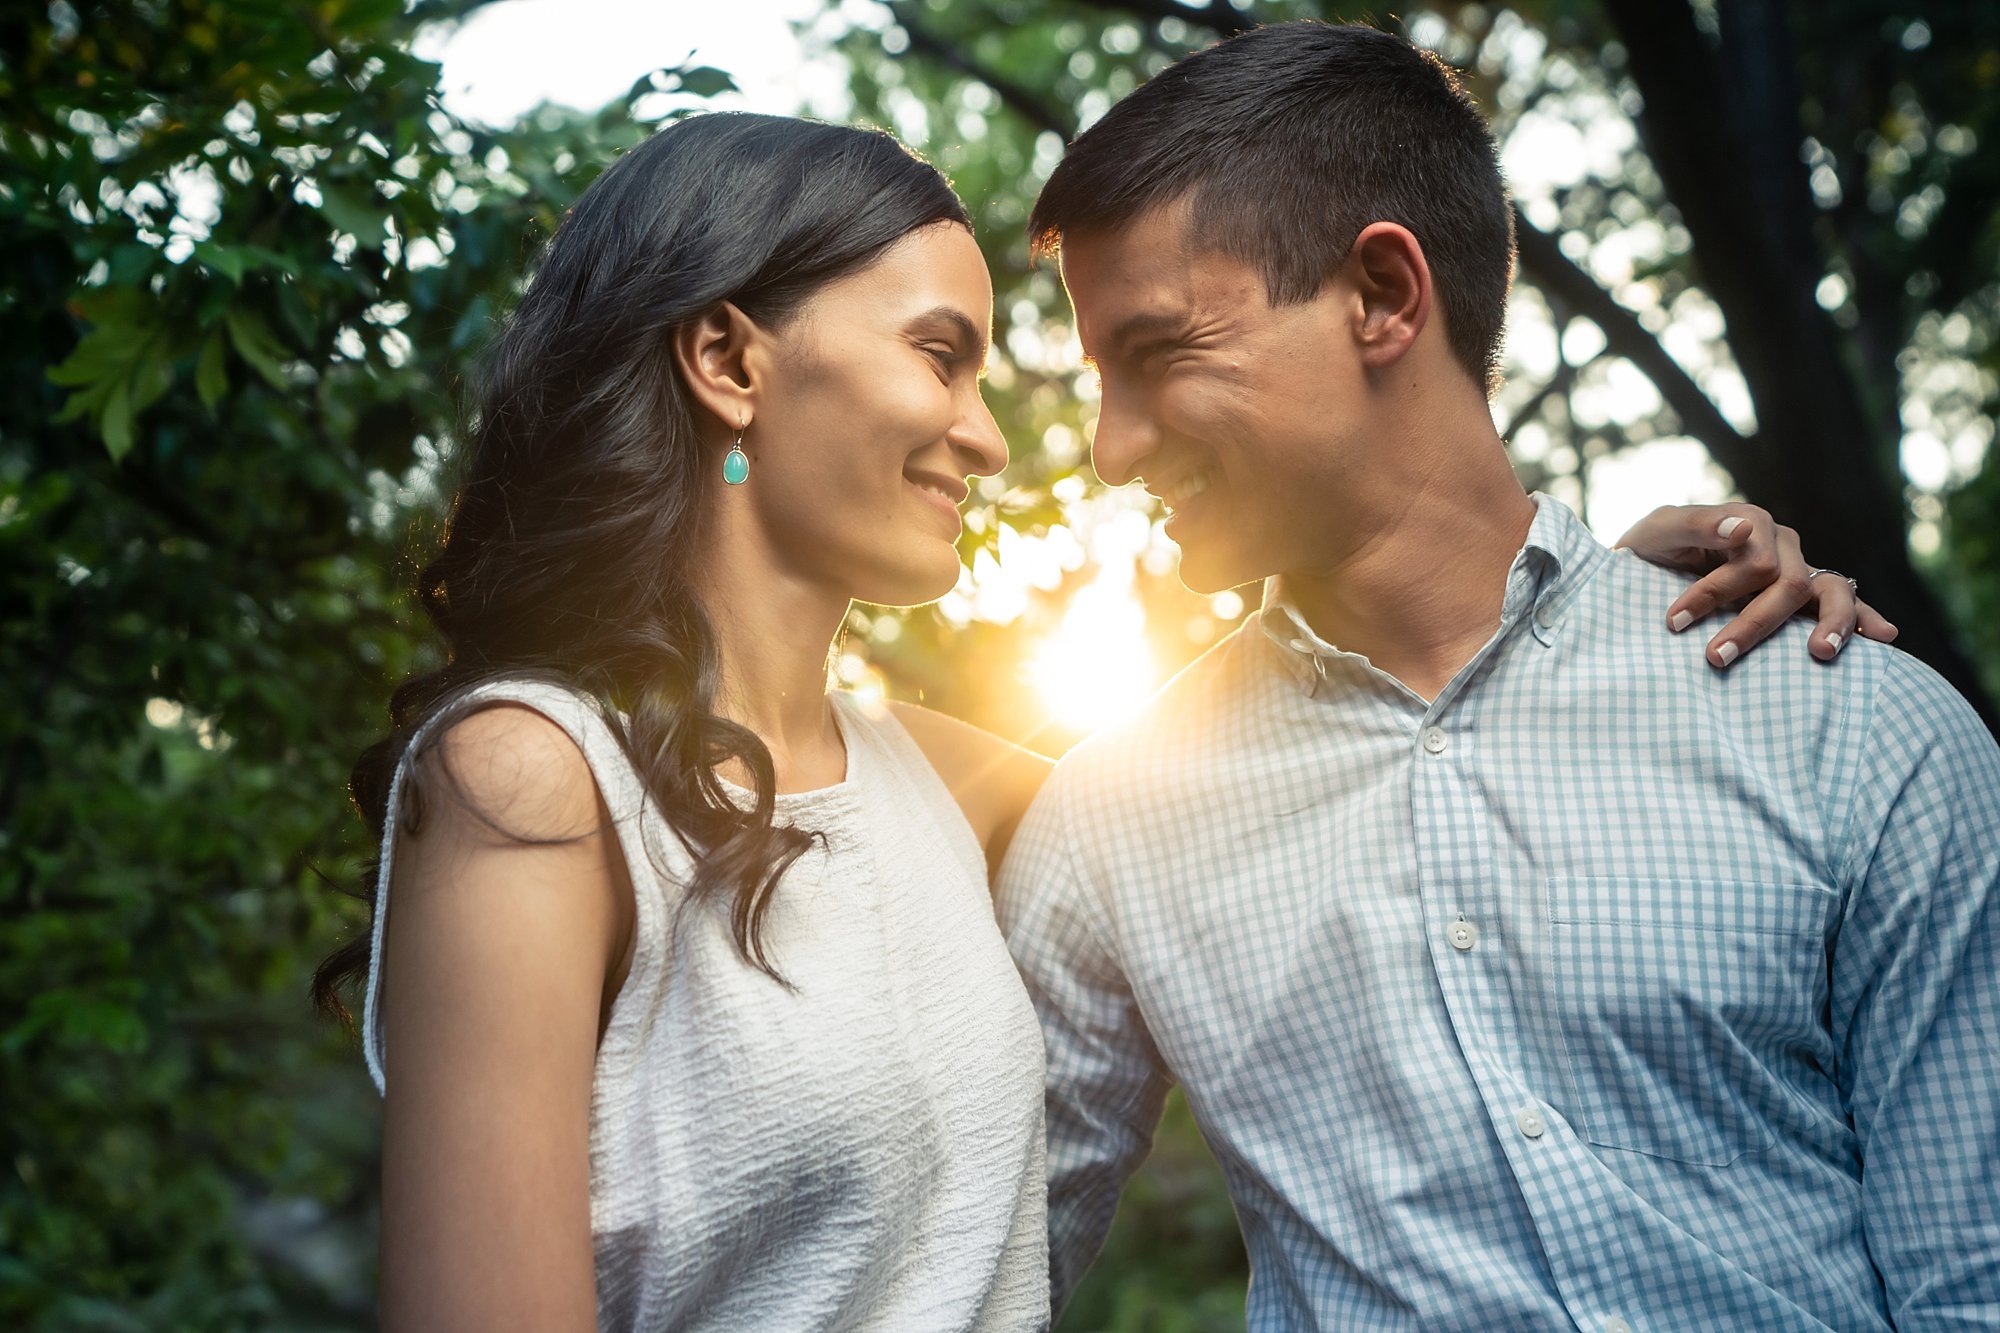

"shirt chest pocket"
[1547, 876, 1840, 1167]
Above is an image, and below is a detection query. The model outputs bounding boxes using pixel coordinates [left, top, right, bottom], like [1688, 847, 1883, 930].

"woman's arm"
[376, 704, 634, 1333]
[887, 701, 1053, 877]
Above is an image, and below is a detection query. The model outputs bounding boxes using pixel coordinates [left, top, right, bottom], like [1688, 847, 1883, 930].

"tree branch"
[1912, 160, 2000, 314]
[1497, 360, 1573, 446]
[885, 3, 1075, 139]
[1090, 0, 1257, 39]
[886, 0, 1259, 143]
[1510, 206, 1767, 497]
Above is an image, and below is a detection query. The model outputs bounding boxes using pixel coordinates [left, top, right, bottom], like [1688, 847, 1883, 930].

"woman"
[311, 112, 1878, 1331]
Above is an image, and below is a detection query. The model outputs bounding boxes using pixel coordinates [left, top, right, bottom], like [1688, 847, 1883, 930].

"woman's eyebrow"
[909, 307, 988, 358]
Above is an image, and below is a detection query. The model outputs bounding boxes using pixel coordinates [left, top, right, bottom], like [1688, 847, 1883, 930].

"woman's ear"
[671, 300, 762, 431]
[1346, 222, 1433, 373]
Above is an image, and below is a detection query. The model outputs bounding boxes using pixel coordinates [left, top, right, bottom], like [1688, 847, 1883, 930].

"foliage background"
[2, 0, 1993, 1328]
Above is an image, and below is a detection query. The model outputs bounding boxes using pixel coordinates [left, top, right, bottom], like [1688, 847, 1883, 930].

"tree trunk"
[1596, 0, 1995, 730]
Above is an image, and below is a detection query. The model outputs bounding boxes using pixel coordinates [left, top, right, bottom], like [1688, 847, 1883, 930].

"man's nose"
[1087, 382, 1158, 488]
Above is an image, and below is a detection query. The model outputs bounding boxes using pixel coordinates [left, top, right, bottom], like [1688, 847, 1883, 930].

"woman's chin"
[851, 547, 964, 610]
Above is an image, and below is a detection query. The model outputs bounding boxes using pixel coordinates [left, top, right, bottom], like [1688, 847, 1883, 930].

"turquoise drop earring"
[723, 422, 749, 486]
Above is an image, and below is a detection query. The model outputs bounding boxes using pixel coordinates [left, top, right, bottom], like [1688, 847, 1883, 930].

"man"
[998, 21, 2000, 1331]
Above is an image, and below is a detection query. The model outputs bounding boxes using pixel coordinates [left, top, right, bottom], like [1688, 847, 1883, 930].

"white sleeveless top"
[361, 681, 1050, 1331]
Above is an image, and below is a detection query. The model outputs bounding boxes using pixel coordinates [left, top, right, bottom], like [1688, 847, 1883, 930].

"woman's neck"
[689, 527, 851, 792]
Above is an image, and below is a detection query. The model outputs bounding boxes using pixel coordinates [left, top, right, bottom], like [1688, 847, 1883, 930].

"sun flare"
[1027, 573, 1159, 734]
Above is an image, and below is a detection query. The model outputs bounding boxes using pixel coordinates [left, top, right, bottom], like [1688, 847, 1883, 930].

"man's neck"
[1281, 425, 1537, 703]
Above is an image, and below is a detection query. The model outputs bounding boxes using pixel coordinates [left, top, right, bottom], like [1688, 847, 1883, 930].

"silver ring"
[1806, 566, 1859, 594]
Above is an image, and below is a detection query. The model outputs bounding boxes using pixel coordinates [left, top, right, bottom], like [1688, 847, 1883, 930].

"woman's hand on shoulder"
[887, 701, 1053, 878]
[377, 703, 631, 1333]
[1615, 502, 1898, 667]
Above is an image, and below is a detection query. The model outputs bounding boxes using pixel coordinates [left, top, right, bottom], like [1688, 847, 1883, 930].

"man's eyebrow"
[1074, 311, 1179, 373]
[1104, 310, 1186, 357]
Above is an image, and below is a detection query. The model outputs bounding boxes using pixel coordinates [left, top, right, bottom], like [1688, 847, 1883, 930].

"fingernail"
[1716, 641, 1740, 666]
[1717, 516, 1744, 538]
[1823, 632, 1843, 652]
[1670, 609, 1694, 632]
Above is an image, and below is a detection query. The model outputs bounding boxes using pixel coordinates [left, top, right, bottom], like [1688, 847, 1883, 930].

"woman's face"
[735, 222, 1007, 608]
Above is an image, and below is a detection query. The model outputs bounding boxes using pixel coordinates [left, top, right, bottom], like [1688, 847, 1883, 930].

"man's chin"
[1170, 540, 1262, 597]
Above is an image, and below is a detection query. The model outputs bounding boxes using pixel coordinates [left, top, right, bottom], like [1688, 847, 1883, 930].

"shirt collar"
[1257, 493, 1608, 694]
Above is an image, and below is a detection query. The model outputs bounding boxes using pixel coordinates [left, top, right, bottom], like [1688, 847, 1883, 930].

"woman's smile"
[906, 469, 969, 535]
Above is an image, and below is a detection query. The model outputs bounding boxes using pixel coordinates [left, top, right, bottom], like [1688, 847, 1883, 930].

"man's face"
[1061, 201, 1371, 594]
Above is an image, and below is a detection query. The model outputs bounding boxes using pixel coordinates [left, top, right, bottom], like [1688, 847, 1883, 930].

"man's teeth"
[1164, 472, 1211, 512]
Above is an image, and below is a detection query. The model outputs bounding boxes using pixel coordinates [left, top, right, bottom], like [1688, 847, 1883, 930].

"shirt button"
[1421, 726, 1448, 755]
[1604, 1319, 1633, 1333]
[1448, 919, 1478, 951]
[1516, 1107, 1547, 1139]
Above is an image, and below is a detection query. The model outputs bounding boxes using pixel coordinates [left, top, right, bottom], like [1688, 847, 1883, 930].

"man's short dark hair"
[1031, 21, 1516, 394]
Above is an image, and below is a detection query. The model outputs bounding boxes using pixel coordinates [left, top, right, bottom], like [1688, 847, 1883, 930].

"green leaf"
[223, 308, 292, 389]
[319, 180, 387, 242]
[237, 242, 303, 277]
[195, 332, 228, 409]
[127, 338, 177, 415]
[450, 293, 491, 350]
[105, 243, 159, 288]
[673, 64, 738, 98]
[45, 344, 121, 389]
[46, 319, 150, 387]
[101, 377, 136, 460]
[51, 379, 105, 424]
[64, 996, 150, 1054]
[45, 297, 177, 458]
[624, 61, 738, 108]
[192, 242, 248, 284]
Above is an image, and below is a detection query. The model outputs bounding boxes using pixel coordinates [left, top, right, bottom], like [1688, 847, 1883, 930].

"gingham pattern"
[998, 495, 2000, 1332]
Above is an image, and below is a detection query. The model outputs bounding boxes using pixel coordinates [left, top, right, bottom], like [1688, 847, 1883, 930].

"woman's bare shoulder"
[886, 701, 1052, 865]
[420, 701, 605, 843]
[886, 699, 1053, 790]
[390, 701, 633, 1005]
[377, 701, 619, 1332]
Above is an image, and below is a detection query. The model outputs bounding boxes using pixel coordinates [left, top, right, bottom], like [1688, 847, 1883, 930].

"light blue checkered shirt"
[998, 495, 2000, 1331]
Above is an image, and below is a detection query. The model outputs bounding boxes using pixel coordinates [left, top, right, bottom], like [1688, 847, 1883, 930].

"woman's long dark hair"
[313, 114, 972, 1016]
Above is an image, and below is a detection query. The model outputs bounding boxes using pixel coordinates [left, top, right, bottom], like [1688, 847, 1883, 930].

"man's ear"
[1346, 222, 1433, 372]
[671, 300, 763, 432]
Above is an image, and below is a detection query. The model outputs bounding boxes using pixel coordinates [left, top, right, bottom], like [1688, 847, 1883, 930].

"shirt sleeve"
[1832, 652, 2000, 1328]
[995, 776, 1174, 1317]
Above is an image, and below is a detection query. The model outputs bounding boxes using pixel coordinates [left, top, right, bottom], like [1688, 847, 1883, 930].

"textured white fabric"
[362, 680, 1050, 1332]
